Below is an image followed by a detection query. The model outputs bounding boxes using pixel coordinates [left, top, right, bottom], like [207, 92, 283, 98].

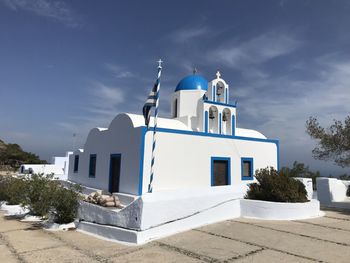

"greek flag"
[142, 60, 162, 127]
[142, 82, 159, 126]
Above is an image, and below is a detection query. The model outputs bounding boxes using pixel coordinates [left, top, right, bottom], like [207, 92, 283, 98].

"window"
[73, 155, 79, 173]
[173, 99, 178, 118]
[89, 154, 97, 177]
[241, 158, 254, 180]
[211, 157, 231, 186]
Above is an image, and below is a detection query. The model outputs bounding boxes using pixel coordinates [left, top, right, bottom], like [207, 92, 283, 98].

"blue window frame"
[73, 155, 79, 173]
[89, 154, 97, 178]
[241, 157, 254, 180]
[211, 157, 231, 186]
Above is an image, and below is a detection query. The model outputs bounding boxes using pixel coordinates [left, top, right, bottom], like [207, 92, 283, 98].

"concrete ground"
[0, 208, 350, 263]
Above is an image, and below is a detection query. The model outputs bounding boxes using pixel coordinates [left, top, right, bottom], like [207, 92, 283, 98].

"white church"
[68, 70, 280, 243]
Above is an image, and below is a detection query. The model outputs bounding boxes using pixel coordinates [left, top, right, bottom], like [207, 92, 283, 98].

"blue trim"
[232, 115, 236, 136]
[153, 127, 278, 144]
[109, 154, 121, 193]
[88, 154, 97, 178]
[211, 157, 231, 186]
[241, 157, 254, 180]
[219, 113, 222, 134]
[138, 127, 147, 195]
[204, 111, 208, 133]
[225, 88, 229, 104]
[204, 100, 237, 108]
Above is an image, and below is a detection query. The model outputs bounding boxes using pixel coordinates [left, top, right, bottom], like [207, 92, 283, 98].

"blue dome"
[175, 75, 208, 92]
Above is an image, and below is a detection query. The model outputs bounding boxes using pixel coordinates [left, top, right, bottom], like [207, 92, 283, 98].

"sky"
[0, 0, 349, 176]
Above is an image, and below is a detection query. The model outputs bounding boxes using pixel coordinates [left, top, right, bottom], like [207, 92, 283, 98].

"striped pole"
[148, 59, 162, 193]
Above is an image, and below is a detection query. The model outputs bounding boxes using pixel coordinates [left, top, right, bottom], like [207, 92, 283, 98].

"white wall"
[172, 90, 205, 119]
[68, 114, 143, 195]
[141, 129, 278, 194]
[316, 177, 350, 203]
[20, 164, 63, 175]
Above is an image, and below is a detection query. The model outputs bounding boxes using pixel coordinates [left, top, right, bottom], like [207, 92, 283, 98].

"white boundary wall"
[316, 177, 350, 205]
[240, 199, 323, 220]
[76, 187, 323, 245]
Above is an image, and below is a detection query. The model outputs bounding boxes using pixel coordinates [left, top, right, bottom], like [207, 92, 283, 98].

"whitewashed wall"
[141, 130, 278, 194]
[68, 114, 143, 195]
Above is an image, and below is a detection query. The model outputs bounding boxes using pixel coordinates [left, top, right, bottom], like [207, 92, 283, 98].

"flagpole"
[148, 59, 163, 193]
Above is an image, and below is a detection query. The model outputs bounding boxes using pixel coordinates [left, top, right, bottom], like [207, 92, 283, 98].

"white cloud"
[105, 63, 134, 79]
[209, 32, 301, 68]
[233, 54, 350, 173]
[1, 0, 81, 28]
[170, 26, 208, 43]
[89, 82, 125, 110]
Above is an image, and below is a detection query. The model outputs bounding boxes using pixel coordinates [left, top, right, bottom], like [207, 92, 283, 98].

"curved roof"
[175, 75, 208, 92]
[125, 113, 191, 130]
[235, 128, 267, 139]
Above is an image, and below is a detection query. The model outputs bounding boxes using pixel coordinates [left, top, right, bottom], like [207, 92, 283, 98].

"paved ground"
[0, 208, 350, 263]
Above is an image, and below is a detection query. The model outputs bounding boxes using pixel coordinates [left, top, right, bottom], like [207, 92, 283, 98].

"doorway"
[109, 154, 121, 193]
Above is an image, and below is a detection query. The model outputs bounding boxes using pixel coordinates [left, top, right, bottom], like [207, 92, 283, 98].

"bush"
[22, 174, 59, 218]
[51, 184, 82, 224]
[0, 176, 27, 205]
[280, 161, 320, 190]
[245, 167, 308, 203]
[1, 173, 82, 223]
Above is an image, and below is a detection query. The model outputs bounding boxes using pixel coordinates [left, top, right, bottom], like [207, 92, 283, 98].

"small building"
[68, 71, 280, 244]
[19, 151, 73, 180]
[68, 72, 278, 195]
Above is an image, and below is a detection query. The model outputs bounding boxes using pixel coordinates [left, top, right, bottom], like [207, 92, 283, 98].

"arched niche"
[222, 108, 231, 135]
[209, 106, 219, 133]
[216, 81, 225, 103]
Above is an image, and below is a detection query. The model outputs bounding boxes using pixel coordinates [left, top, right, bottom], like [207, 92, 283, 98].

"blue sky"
[1, 0, 349, 175]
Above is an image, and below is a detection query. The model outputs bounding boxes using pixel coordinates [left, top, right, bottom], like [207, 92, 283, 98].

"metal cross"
[157, 59, 163, 68]
[216, 70, 221, 79]
[193, 68, 198, 75]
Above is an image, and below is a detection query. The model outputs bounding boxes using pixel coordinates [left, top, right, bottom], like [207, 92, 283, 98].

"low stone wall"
[240, 199, 323, 220]
[316, 177, 350, 209]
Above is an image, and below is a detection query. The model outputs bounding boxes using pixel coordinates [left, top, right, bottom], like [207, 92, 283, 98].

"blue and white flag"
[142, 60, 162, 127]
[142, 82, 159, 126]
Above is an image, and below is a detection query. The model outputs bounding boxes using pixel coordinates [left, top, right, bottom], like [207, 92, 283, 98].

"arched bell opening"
[209, 106, 219, 133]
[216, 81, 225, 103]
[222, 108, 231, 135]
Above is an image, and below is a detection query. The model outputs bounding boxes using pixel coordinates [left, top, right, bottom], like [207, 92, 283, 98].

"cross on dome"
[216, 70, 221, 79]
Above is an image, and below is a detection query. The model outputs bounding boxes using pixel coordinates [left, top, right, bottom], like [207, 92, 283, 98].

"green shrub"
[22, 174, 59, 218]
[0, 176, 10, 201]
[0, 176, 27, 205]
[1, 173, 82, 223]
[51, 184, 82, 224]
[245, 167, 308, 203]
